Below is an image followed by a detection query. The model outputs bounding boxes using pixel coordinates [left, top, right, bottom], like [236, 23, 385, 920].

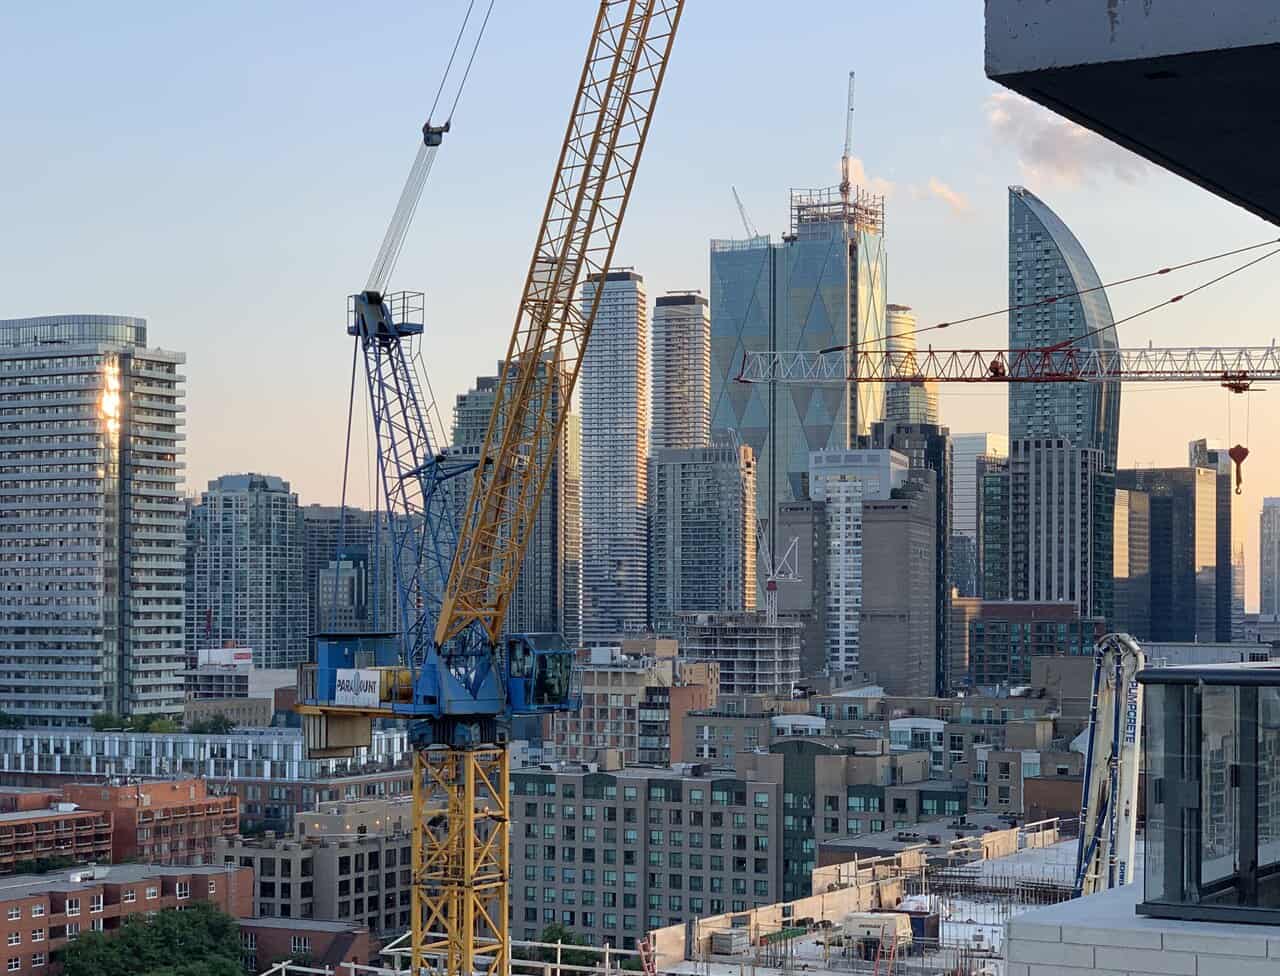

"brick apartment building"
[240, 917, 372, 972]
[0, 863, 251, 975]
[0, 806, 113, 873]
[63, 780, 238, 865]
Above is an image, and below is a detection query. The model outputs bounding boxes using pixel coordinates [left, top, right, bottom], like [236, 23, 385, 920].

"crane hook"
[1229, 444, 1250, 495]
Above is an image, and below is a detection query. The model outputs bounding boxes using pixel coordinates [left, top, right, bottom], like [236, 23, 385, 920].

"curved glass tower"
[1008, 186, 1119, 468]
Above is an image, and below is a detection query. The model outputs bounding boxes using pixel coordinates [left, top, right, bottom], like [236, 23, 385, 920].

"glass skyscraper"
[710, 187, 887, 539]
[1008, 186, 1120, 468]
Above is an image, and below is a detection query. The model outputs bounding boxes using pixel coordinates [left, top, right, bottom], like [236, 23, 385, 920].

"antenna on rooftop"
[839, 71, 855, 210]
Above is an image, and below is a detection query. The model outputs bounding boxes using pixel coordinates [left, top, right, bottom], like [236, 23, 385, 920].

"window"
[754, 792, 769, 808]
[208, 880, 217, 894]
[123, 890, 136, 903]
[4, 909, 16, 922]
[6, 958, 16, 973]
[5, 934, 16, 947]
[91, 918, 103, 932]
[31, 954, 45, 969]
[65, 898, 80, 917]
[291, 936, 311, 954]
[66, 923, 79, 940]
[30, 906, 43, 919]
[146, 886, 159, 900]
[30, 930, 43, 943]
[90, 894, 103, 914]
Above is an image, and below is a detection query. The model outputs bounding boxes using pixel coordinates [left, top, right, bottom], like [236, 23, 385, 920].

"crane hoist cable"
[816, 235, 1280, 355]
[365, 0, 496, 295]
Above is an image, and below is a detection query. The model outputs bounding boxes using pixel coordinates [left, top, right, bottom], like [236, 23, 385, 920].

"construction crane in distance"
[1073, 634, 1145, 897]
[299, 5, 685, 976]
[737, 343, 1280, 390]
[732, 185, 759, 237]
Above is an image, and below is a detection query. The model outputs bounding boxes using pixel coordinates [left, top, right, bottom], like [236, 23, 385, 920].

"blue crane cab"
[505, 633, 580, 714]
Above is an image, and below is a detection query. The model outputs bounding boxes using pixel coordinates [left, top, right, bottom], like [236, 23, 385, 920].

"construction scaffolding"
[790, 186, 885, 238]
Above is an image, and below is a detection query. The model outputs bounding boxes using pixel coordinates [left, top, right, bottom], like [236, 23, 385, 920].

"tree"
[59, 903, 241, 976]
[91, 713, 125, 731]
[515, 924, 604, 969]
[187, 714, 235, 735]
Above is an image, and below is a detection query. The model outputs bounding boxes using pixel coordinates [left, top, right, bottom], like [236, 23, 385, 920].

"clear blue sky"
[3, 2, 1278, 606]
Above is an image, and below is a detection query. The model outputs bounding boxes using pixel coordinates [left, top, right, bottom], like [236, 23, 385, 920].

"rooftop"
[0, 863, 235, 902]
[243, 916, 365, 933]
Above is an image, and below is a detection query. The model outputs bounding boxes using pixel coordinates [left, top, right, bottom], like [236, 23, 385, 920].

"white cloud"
[986, 91, 1148, 188]
[845, 157, 895, 198]
[925, 177, 972, 216]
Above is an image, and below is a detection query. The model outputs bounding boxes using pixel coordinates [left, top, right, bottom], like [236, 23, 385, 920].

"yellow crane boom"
[436, 0, 683, 648]
[412, 5, 683, 976]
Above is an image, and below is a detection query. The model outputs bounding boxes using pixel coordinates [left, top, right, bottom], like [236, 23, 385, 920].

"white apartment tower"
[1262, 498, 1280, 616]
[0, 314, 186, 725]
[651, 291, 710, 451]
[808, 448, 909, 673]
[185, 474, 309, 669]
[581, 270, 649, 643]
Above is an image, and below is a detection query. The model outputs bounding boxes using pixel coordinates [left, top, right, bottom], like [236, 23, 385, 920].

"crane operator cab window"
[505, 635, 576, 713]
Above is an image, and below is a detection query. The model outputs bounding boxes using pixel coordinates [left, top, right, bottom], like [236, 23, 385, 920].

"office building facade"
[1189, 439, 1235, 642]
[1264, 498, 1280, 617]
[452, 361, 582, 645]
[774, 500, 828, 676]
[0, 314, 186, 726]
[809, 450, 908, 673]
[510, 763, 783, 948]
[858, 422, 953, 692]
[648, 443, 755, 634]
[651, 292, 710, 451]
[951, 433, 1009, 597]
[978, 456, 1011, 600]
[301, 506, 398, 650]
[581, 270, 649, 642]
[1007, 186, 1120, 468]
[710, 188, 887, 536]
[1112, 487, 1151, 638]
[185, 474, 308, 669]
[860, 471, 938, 696]
[1117, 467, 1217, 641]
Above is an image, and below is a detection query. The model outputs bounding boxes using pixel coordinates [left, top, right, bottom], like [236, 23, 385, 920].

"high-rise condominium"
[711, 187, 886, 536]
[648, 442, 756, 634]
[0, 314, 186, 725]
[651, 291, 710, 451]
[951, 433, 1008, 597]
[581, 270, 649, 643]
[185, 474, 309, 669]
[1006, 188, 1117, 625]
[1232, 541, 1246, 640]
[1008, 186, 1120, 467]
[1189, 438, 1235, 642]
[1262, 498, 1280, 616]
[1009, 439, 1114, 620]
[1117, 467, 1217, 641]
[301, 505, 398, 647]
[808, 449, 908, 673]
[883, 304, 938, 426]
[1113, 487, 1151, 639]
[451, 361, 582, 646]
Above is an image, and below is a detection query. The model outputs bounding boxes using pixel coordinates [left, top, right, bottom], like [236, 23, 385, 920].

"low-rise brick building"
[0, 806, 113, 874]
[64, 779, 238, 866]
[0, 863, 252, 975]
[239, 917, 372, 972]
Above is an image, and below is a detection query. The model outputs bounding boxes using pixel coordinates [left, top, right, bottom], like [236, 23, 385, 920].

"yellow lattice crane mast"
[422, 4, 683, 974]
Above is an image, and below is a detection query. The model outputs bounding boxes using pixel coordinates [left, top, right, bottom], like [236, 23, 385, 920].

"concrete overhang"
[986, 0, 1280, 224]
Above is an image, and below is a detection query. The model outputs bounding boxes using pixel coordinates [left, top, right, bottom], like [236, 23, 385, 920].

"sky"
[3, 2, 1279, 609]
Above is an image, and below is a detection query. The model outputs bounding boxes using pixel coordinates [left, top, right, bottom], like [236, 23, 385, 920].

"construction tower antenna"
[839, 70, 855, 209]
[732, 185, 759, 238]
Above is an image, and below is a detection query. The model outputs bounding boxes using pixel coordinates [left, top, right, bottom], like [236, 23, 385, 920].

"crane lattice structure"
[298, 6, 684, 976]
[738, 344, 1280, 391]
